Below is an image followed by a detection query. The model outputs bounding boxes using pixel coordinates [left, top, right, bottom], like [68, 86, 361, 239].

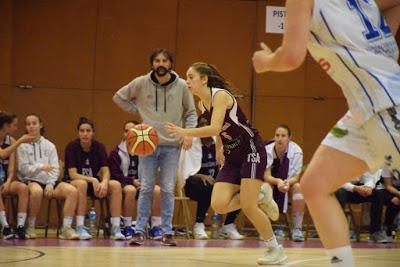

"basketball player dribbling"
[165, 62, 285, 265]
[252, 1, 400, 266]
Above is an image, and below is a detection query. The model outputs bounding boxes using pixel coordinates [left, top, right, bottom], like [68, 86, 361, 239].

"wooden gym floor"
[1, 238, 400, 266]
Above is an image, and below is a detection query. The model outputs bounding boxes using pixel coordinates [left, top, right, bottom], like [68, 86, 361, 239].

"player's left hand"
[252, 42, 273, 73]
[164, 122, 185, 137]
[44, 184, 54, 198]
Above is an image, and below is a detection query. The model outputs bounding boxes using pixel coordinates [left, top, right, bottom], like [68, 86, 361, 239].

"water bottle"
[0, 165, 5, 184]
[88, 207, 97, 237]
[210, 213, 221, 239]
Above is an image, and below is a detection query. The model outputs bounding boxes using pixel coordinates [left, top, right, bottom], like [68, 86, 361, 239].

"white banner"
[265, 6, 286, 34]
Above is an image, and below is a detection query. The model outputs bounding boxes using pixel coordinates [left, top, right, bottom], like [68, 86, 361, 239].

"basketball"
[126, 124, 158, 156]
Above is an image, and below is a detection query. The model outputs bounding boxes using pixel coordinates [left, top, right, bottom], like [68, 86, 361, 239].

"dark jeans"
[382, 190, 400, 236]
[335, 188, 384, 234]
[184, 176, 240, 224]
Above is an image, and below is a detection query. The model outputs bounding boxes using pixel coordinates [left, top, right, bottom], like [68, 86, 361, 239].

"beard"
[154, 66, 170, 77]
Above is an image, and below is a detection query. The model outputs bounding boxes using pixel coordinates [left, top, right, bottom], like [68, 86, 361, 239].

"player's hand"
[44, 184, 54, 198]
[164, 122, 185, 137]
[252, 42, 273, 73]
[1, 181, 11, 194]
[216, 149, 225, 166]
[98, 181, 108, 198]
[91, 178, 101, 194]
[41, 165, 56, 173]
[181, 136, 193, 150]
[194, 174, 215, 186]
[277, 179, 289, 193]
[133, 179, 141, 190]
[18, 134, 36, 144]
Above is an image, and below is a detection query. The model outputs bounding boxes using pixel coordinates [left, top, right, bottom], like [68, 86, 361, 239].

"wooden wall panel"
[303, 98, 347, 163]
[92, 90, 141, 153]
[0, 86, 12, 111]
[255, 0, 305, 97]
[254, 96, 305, 146]
[0, 0, 12, 87]
[175, 0, 256, 97]
[95, 0, 178, 91]
[9, 88, 92, 159]
[12, 0, 98, 89]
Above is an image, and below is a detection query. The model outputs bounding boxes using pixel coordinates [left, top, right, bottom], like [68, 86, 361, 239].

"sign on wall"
[265, 6, 286, 34]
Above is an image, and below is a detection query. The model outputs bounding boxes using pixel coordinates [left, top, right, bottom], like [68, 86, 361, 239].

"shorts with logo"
[216, 135, 267, 185]
[322, 106, 400, 172]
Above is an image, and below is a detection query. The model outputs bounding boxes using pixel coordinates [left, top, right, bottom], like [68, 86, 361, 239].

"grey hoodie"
[16, 136, 59, 187]
[113, 71, 197, 145]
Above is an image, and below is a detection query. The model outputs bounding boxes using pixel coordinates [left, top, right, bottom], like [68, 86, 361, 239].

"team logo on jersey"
[247, 152, 260, 163]
[318, 58, 331, 71]
[330, 125, 349, 138]
[82, 168, 93, 177]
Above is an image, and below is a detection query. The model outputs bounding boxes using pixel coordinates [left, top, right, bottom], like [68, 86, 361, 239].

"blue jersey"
[308, 0, 400, 125]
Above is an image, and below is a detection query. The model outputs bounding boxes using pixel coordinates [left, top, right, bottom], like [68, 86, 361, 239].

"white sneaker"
[291, 228, 304, 242]
[219, 223, 244, 240]
[26, 226, 37, 239]
[110, 225, 126, 240]
[258, 183, 279, 221]
[193, 222, 208, 239]
[257, 245, 287, 265]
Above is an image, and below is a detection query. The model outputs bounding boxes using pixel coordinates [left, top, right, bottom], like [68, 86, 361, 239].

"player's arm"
[383, 176, 400, 198]
[252, 0, 313, 73]
[68, 168, 97, 183]
[376, 0, 400, 35]
[165, 91, 231, 138]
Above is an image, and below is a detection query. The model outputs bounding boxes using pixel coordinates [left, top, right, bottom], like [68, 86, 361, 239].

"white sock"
[264, 235, 279, 249]
[28, 216, 36, 228]
[123, 216, 132, 227]
[151, 216, 161, 227]
[0, 211, 9, 227]
[110, 217, 120, 227]
[326, 246, 354, 267]
[76, 215, 85, 227]
[63, 216, 73, 228]
[292, 212, 304, 229]
[17, 212, 27, 227]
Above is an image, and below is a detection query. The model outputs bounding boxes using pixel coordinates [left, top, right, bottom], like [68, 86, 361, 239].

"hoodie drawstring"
[155, 86, 158, 112]
[32, 143, 36, 161]
[164, 87, 166, 112]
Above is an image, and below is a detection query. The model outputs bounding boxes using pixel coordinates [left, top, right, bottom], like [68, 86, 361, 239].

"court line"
[283, 253, 400, 266]
[0, 247, 45, 264]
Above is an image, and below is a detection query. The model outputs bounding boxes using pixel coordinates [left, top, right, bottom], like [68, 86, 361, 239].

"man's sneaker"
[15, 226, 28, 239]
[161, 234, 177, 246]
[370, 231, 388, 243]
[149, 226, 162, 240]
[291, 228, 305, 242]
[219, 223, 244, 240]
[110, 225, 125, 240]
[258, 183, 279, 221]
[122, 226, 134, 240]
[26, 226, 37, 239]
[129, 232, 145, 246]
[274, 228, 285, 238]
[2, 226, 14, 240]
[193, 222, 208, 240]
[257, 245, 287, 265]
[59, 226, 80, 240]
[76, 225, 92, 240]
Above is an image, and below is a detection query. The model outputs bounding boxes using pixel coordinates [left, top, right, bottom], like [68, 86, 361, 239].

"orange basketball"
[126, 124, 158, 156]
